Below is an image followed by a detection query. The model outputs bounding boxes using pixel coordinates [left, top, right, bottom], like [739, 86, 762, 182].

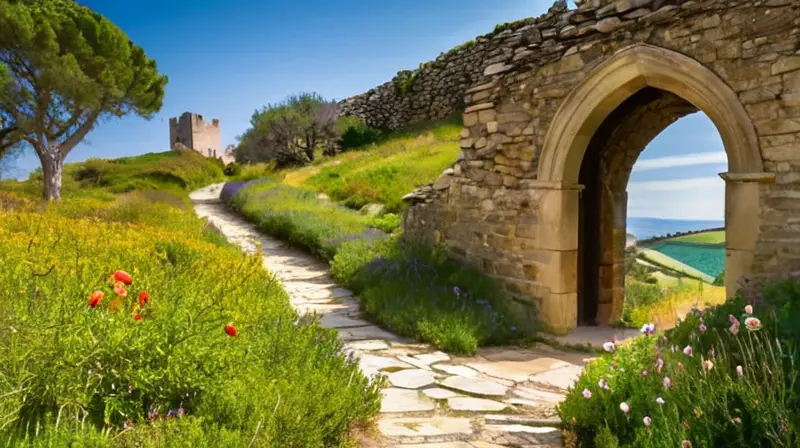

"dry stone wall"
[338, 2, 574, 130]
[398, 0, 800, 333]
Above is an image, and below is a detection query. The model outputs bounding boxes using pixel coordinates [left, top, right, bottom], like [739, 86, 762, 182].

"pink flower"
[620, 402, 630, 414]
[744, 305, 753, 315]
[729, 314, 738, 324]
[729, 321, 740, 335]
[663, 377, 672, 389]
[699, 323, 707, 333]
[683, 345, 693, 357]
[656, 397, 665, 405]
[643, 416, 652, 427]
[744, 317, 761, 331]
[682, 441, 693, 448]
[703, 360, 714, 371]
[736, 365, 743, 377]
[598, 378, 610, 390]
[582, 389, 592, 399]
[641, 369, 648, 377]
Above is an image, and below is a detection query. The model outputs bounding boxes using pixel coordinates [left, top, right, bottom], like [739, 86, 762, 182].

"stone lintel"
[719, 172, 775, 184]
[466, 81, 497, 94]
[521, 180, 586, 191]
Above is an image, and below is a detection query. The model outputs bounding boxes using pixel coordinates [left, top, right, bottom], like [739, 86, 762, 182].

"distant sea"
[627, 217, 724, 240]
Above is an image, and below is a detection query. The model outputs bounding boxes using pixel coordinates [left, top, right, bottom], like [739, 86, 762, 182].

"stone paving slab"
[190, 184, 580, 447]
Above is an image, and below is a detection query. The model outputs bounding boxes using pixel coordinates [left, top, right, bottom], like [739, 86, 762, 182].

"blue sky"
[4, 0, 726, 220]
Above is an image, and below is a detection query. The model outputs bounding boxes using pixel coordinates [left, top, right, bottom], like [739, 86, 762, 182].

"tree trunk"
[41, 147, 64, 201]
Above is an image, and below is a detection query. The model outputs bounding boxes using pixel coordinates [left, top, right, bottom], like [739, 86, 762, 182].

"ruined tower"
[169, 112, 222, 160]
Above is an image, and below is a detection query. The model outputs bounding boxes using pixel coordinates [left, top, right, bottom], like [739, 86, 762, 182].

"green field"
[668, 230, 725, 245]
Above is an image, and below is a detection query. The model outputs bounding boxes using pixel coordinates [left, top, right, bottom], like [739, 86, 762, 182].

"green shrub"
[559, 279, 800, 447]
[333, 239, 530, 354]
[336, 116, 382, 151]
[365, 213, 402, 233]
[621, 281, 664, 324]
[224, 162, 242, 176]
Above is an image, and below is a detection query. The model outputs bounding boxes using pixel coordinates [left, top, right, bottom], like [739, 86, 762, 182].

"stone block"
[539, 292, 578, 335]
[537, 249, 578, 294]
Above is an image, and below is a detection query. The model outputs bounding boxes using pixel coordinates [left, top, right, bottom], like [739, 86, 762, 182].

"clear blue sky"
[5, 0, 726, 220]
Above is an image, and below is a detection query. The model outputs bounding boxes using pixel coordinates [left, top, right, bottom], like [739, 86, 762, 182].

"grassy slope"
[667, 230, 726, 245]
[639, 248, 715, 284]
[0, 151, 379, 446]
[285, 115, 461, 213]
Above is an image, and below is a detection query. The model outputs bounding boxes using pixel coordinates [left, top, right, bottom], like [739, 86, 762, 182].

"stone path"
[191, 184, 591, 447]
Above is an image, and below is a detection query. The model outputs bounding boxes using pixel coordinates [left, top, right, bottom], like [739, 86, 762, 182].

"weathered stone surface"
[432, 363, 479, 377]
[447, 397, 508, 412]
[422, 387, 463, 399]
[413, 351, 451, 364]
[379, 417, 473, 438]
[345, 340, 390, 351]
[528, 364, 584, 391]
[358, 354, 414, 378]
[466, 358, 573, 382]
[380, 388, 436, 413]
[441, 376, 509, 397]
[388, 369, 436, 389]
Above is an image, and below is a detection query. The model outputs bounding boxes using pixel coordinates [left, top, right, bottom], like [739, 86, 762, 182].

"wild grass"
[668, 230, 726, 245]
[560, 280, 800, 447]
[288, 115, 461, 213]
[0, 151, 380, 446]
[227, 179, 531, 354]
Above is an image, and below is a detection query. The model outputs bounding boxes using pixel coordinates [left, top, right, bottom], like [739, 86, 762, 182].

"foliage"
[336, 115, 382, 151]
[365, 213, 402, 234]
[0, 152, 380, 446]
[223, 162, 241, 177]
[300, 115, 461, 213]
[228, 179, 530, 354]
[713, 270, 725, 287]
[669, 230, 726, 245]
[559, 278, 800, 447]
[333, 239, 530, 354]
[0, 0, 167, 200]
[236, 93, 339, 167]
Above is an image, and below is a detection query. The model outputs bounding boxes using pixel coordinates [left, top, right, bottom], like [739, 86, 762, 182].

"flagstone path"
[191, 183, 595, 447]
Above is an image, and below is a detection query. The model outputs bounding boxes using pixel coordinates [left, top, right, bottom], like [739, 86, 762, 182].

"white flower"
[603, 341, 616, 353]
[643, 416, 652, 427]
[620, 402, 630, 414]
[656, 397, 665, 405]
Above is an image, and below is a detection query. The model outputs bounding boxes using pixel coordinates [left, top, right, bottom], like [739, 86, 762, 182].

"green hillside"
[668, 230, 725, 245]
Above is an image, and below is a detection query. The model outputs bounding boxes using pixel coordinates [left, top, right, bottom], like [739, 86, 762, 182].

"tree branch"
[59, 109, 100, 155]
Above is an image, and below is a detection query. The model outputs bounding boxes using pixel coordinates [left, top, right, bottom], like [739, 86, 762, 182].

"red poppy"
[224, 323, 237, 337]
[113, 270, 133, 286]
[133, 313, 143, 321]
[88, 290, 104, 308]
[113, 281, 128, 298]
[138, 291, 150, 306]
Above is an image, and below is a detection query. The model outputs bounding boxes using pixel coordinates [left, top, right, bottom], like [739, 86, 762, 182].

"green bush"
[224, 162, 242, 176]
[334, 239, 528, 354]
[559, 279, 800, 447]
[336, 116, 382, 151]
[621, 281, 664, 324]
[365, 213, 402, 233]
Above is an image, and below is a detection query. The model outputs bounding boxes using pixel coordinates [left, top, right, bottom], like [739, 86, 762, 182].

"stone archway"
[537, 44, 773, 326]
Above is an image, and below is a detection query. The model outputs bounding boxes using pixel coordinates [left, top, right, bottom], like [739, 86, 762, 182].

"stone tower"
[169, 112, 222, 160]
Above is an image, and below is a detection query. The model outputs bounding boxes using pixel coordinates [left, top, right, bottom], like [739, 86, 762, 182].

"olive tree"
[236, 93, 340, 166]
[0, 0, 167, 200]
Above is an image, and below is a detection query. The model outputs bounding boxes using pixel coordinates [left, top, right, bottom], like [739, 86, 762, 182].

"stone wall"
[338, 3, 574, 130]
[402, 0, 800, 334]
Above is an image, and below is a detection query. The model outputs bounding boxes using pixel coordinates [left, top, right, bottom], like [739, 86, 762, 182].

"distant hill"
[628, 217, 724, 240]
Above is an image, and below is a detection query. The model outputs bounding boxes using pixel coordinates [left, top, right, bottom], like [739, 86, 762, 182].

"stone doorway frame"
[535, 44, 773, 329]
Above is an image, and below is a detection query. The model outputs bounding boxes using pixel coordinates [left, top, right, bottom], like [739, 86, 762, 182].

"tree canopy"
[0, 0, 167, 199]
[236, 93, 341, 166]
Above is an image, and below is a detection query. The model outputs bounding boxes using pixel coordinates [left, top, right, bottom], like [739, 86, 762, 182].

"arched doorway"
[537, 44, 772, 328]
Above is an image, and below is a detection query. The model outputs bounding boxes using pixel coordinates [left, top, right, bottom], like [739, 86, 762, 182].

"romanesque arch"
[400, 1, 799, 335]
[536, 44, 773, 327]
